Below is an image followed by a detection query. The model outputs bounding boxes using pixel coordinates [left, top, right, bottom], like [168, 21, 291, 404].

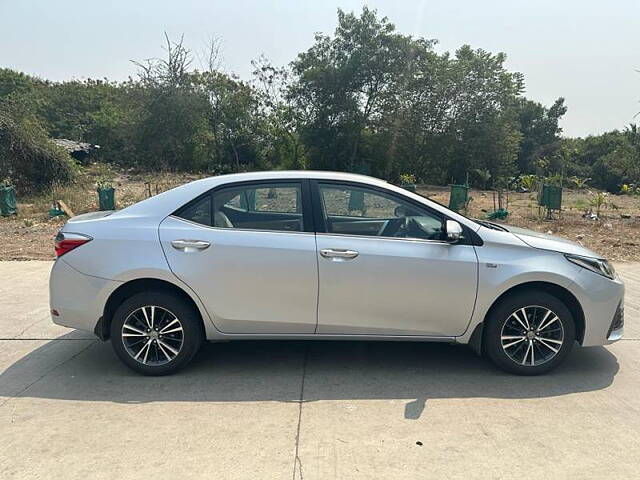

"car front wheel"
[484, 290, 576, 375]
[110, 291, 203, 375]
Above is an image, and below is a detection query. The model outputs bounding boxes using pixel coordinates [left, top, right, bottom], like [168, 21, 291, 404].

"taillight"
[54, 232, 92, 257]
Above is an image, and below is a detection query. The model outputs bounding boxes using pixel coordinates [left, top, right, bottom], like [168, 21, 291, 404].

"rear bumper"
[49, 258, 120, 333]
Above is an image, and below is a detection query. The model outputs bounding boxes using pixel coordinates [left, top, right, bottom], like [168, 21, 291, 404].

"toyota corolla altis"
[49, 171, 624, 375]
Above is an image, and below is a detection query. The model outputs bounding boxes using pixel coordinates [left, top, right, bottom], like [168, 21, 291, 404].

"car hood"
[504, 224, 602, 258]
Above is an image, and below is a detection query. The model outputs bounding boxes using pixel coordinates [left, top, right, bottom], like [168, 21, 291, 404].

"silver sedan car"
[50, 171, 624, 375]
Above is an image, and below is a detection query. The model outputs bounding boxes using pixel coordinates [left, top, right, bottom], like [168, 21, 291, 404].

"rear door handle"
[171, 239, 211, 251]
[319, 248, 359, 260]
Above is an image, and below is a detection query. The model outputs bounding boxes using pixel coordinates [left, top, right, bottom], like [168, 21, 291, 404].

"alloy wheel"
[121, 306, 184, 366]
[500, 305, 565, 367]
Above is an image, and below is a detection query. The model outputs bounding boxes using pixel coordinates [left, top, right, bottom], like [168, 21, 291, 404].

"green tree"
[289, 7, 415, 174]
[513, 97, 567, 173]
[130, 35, 212, 171]
[5, 8, 634, 195]
[0, 100, 75, 192]
[0, 68, 40, 98]
[590, 125, 640, 191]
[389, 44, 524, 184]
[252, 56, 307, 169]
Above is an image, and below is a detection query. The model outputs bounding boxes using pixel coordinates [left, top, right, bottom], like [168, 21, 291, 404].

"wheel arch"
[478, 281, 585, 353]
[98, 278, 206, 341]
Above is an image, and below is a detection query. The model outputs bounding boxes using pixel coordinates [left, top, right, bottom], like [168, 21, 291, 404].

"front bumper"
[570, 268, 625, 347]
[607, 326, 624, 343]
[604, 302, 624, 344]
[49, 258, 120, 333]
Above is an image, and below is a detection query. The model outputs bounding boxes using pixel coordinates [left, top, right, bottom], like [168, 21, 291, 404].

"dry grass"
[0, 164, 206, 260]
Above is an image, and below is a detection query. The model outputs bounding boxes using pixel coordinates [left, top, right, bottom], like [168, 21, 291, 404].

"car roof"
[114, 171, 388, 218]
[203, 170, 390, 185]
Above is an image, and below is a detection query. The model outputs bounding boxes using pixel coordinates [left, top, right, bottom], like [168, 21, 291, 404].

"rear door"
[313, 181, 478, 336]
[159, 180, 318, 334]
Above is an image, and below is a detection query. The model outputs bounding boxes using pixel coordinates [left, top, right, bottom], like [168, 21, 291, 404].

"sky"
[0, 0, 638, 137]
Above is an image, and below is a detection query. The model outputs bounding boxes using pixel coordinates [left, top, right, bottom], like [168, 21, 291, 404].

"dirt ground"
[417, 185, 640, 262]
[0, 167, 204, 261]
[2, 169, 640, 261]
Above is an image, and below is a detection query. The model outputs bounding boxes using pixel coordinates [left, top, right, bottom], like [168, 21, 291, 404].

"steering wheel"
[381, 216, 409, 237]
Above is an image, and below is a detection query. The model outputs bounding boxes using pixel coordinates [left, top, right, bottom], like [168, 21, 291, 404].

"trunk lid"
[63, 210, 114, 228]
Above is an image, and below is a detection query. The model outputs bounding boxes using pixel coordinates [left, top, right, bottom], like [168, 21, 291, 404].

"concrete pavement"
[1, 261, 639, 479]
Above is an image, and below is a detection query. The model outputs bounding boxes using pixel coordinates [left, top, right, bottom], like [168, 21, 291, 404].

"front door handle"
[171, 239, 211, 251]
[319, 248, 359, 260]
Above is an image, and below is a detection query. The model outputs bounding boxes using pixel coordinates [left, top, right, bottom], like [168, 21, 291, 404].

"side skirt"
[204, 333, 459, 343]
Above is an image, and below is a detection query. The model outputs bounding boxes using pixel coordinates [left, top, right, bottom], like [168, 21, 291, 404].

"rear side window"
[176, 182, 306, 232]
[213, 183, 304, 232]
[222, 185, 301, 214]
[177, 195, 211, 226]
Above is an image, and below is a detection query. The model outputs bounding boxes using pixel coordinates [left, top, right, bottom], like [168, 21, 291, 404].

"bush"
[399, 173, 416, 184]
[591, 154, 627, 193]
[0, 110, 75, 192]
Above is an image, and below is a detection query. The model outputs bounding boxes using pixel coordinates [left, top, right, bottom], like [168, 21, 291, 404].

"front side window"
[319, 184, 444, 240]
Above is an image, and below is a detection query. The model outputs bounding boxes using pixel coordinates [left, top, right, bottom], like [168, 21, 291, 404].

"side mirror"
[445, 220, 463, 243]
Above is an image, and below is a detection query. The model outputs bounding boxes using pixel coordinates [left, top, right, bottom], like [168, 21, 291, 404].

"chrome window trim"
[169, 215, 462, 244]
[168, 215, 315, 236]
[315, 231, 461, 245]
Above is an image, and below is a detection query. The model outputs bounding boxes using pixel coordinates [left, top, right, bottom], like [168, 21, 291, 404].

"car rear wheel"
[110, 291, 203, 375]
[484, 290, 576, 375]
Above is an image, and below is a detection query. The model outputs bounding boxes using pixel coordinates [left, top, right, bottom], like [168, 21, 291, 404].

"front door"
[159, 180, 318, 334]
[314, 182, 478, 336]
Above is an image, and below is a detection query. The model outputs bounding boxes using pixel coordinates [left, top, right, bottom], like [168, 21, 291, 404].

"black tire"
[110, 291, 204, 376]
[484, 290, 575, 375]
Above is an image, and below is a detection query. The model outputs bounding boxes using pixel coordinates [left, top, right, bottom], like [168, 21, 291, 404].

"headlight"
[565, 254, 616, 279]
